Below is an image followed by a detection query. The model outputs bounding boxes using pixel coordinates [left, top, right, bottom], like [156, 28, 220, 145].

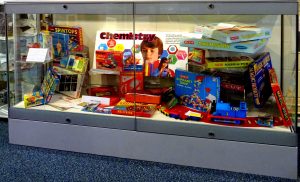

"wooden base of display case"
[9, 118, 297, 179]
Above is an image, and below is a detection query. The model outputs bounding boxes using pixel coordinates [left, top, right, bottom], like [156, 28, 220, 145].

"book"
[175, 69, 220, 111]
[248, 52, 273, 108]
[48, 25, 84, 51]
[195, 23, 272, 43]
[180, 37, 268, 54]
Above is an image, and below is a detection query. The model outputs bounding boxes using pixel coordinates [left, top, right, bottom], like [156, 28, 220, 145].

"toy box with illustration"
[268, 68, 292, 126]
[111, 99, 157, 117]
[94, 31, 188, 74]
[248, 52, 273, 108]
[180, 37, 268, 54]
[38, 31, 53, 59]
[194, 23, 272, 43]
[53, 66, 86, 98]
[175, 69, 220, 111]
[60, 55, 88, 73]
[52, 32, 69, 60]
[41, 68, 60, 103]
[95, 50, 123, 71]
[24, 92, 45, 108]
[188, 47, 205, 65]
[206, 56, 254, 69]
[119, 71, 143, 96]
[212, 69, 251, 103]
[48, 25, 84, 51]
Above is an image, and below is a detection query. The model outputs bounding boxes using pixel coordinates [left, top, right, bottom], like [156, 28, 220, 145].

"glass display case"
[6, 0, 298, 179]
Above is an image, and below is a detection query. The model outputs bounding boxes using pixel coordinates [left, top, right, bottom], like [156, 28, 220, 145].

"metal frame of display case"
[5, 0, 299, 179]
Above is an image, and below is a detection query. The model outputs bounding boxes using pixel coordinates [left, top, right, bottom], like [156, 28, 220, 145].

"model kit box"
[48, 25, 84, 51]
[248, 52, 273, 108]
[195, 23, 272, 43]
[175, 69, 220, 111]
[180, 37, 268, 54]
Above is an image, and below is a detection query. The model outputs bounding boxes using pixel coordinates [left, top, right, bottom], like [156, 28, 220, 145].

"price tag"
[26, 48, 50, 63]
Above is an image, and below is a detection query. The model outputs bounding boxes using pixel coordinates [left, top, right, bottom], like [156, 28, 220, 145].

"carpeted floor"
[0, 120, 296, 181]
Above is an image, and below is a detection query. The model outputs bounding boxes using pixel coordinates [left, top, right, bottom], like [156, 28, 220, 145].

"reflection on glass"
[8, 13, 297, 133]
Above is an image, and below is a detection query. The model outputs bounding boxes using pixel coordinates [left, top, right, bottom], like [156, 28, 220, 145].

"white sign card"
[26, 48, 50, 63]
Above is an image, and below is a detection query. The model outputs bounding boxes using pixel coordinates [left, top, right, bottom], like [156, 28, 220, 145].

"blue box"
[175, 69, 220, 111]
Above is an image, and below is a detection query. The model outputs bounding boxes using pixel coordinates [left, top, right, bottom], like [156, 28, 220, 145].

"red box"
[125, 93, 161, 104]
[95, 50, 123, 71]
[119, 71, 143, 96]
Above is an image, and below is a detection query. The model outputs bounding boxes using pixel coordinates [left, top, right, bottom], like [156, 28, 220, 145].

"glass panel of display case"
[6, 1, 298, 145]
[134, 13, 297, 145]
[0, 4, 13, 118]
[7, 4, 137, 129]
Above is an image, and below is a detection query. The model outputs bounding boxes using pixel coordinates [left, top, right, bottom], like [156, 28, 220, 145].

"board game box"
[175, 69, 220, 111]
[180, 37, 268, 54]
[52, 32, 69, 60]
[95, 50, 123, 71]
[111, 99, 157, 117]
[48, 25, 84, 51]
[268, 68, 292, 127]
[206, 56, 254, 69]
[195, 23, 272, 43]
[248, 52, 273, 108]
[41, 68, 60, 103]
[119, 71, 143, 96]
[94, 31, 188, 88]
[54, 66, 86, 98]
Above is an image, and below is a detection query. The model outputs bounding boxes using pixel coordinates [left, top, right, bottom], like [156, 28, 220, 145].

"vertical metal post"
[12, 14, 22, 102]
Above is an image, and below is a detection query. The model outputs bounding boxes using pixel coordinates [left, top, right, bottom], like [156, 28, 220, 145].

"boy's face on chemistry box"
[141, 46, 160, 64]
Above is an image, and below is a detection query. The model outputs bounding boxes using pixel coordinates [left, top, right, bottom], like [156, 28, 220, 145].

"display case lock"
[208, 132, 215, 138]
[63, 5, 68, 10]
[65, 118, 71, 123]
[208, 4, 215, 9]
